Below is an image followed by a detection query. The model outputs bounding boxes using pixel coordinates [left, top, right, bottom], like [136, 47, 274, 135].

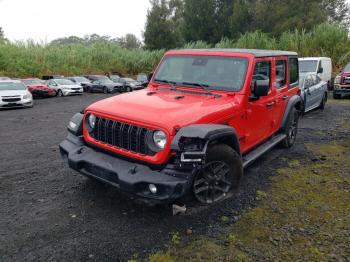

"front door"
[246, 59, 277, 149]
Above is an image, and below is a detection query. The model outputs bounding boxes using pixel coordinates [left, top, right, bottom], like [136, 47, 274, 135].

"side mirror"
[318, 67, 324, 74]
[249, 80, 269, 101]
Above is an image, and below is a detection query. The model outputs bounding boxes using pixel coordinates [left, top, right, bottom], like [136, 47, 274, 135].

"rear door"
[273, 57, 289, 132]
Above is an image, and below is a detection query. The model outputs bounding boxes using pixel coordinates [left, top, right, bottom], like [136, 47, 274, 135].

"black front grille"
[2, 98, 21, 102]
[91, 117, 154, 156]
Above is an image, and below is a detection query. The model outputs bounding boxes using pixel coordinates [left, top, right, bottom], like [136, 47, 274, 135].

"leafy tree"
[115, 34, 142, 49]
[182, 0, 219, 43]
[322, 0, 350, 26]
[228, 0, 251, 39]
[144, 0, 183, 50]
[0, 27, 6, 42]
[249, 0, 326, 36]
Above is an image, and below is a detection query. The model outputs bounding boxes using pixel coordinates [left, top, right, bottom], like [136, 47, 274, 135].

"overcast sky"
[0, 0, 150, 42]
[1, 0, 349, 43]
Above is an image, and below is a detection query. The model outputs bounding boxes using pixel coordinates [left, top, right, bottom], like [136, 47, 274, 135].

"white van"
[299, 57, 332, 88]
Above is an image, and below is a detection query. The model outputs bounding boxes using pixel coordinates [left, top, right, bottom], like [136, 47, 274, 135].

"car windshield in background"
[109, 76, 120, 81]
[74, 77, 90, 82]
[99, 79, 114, 84]
[137, 74, 147, 82]
[123, 78, 135, 82]
[22, 79, 44, 85]
[344, 63, 350, 71]
[0, 82, 26, 91]
[154, 55, 248, 91]
[56, 79, 75, 85]
[299, 60, 318, 72]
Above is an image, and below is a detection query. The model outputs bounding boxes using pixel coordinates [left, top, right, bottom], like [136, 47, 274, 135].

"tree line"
[143, 0, 350, 50]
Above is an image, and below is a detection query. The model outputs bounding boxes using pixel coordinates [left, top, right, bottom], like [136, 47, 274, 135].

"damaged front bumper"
[59, 133, 196, 204]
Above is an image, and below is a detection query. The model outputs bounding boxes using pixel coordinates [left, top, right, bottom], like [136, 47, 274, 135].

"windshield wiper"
[180, 82, 215, 96]
[154, 79, 179, 91]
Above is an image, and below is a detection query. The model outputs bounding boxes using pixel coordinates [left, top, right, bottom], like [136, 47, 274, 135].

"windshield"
[55, 79, 75, 85]
[154, 55, 249, 91]
[137, 74, 147, 81]
[344, 63, 350, 72]
[299, 60, 318, 73]
[73, 77, 90, 82]
[122, 78, 135, 82]
[110, 75, 120, 81]
[22, 79, 44, 85]
[99, 79, 114, 84]
[0, 82, 26, 91]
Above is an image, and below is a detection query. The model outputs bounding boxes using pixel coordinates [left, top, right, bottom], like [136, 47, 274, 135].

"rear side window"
[289, 58, 299, 88]
[276, 60, 286, 88]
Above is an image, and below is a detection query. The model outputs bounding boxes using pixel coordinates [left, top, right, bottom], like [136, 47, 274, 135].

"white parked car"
[299, 57, 332, 88]
[47, 78, 83, 97]
[0, 80, 33, 109]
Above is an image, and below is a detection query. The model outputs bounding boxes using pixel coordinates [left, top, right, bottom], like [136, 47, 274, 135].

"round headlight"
[153, 130, 167, 149]
[88, 114, 96, 129]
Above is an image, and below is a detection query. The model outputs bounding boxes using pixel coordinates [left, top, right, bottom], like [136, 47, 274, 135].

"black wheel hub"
[193, 161, 232, 204]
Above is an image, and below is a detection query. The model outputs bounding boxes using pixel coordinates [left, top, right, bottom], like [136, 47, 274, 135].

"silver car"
[299, 73, 327, 113]
[47, 78, 83, 97]
[0, 80, 33, 109]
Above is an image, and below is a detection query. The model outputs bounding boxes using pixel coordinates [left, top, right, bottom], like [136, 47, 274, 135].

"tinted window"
[289, 58, 299, 87]
[276, 60, 286, 88]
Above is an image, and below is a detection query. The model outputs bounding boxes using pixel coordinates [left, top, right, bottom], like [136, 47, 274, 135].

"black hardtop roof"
[175, 48, 298, 57]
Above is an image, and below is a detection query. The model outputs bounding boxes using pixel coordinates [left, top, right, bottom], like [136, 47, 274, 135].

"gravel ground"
[0, 93, 349, 261]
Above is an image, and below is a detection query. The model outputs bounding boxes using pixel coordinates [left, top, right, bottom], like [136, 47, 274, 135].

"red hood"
[86, 88, 240, 134]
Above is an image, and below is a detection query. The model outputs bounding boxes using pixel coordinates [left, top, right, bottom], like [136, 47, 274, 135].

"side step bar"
[242, 134, 286, 168]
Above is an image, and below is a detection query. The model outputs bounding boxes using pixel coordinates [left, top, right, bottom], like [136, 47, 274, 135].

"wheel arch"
[171, 124, 241, 155]
[280, 95, 302, 131]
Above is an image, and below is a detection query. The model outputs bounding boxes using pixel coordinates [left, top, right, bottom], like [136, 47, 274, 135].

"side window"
[305, 76, 313, 88]
[315, 75, 321, 84]
[276, 60, 286, 88]
[289, 57, 299, 88]
[252, 61, 271, 93]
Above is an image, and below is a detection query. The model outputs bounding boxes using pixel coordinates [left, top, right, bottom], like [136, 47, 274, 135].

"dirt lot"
[0, 93, 349, 261]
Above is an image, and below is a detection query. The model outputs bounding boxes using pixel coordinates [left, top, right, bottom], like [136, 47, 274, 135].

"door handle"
[266, 101, 275, 108]
[282, 95, 289, 100]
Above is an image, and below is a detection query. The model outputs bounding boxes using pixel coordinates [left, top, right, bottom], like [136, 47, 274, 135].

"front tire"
[57, 90, 63, 97]
[103, 87, 108, 94]
[192, 144, 242, 204]
[281, 108, 299, 148]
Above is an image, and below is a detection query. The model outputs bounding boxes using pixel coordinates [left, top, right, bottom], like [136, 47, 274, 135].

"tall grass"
[0, 23, 349, 77]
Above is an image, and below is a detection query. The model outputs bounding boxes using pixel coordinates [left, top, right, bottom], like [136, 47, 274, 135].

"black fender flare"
[67, 112, 84, 136]
[280, 95, 302, 131]
[170, 124, 241, 155]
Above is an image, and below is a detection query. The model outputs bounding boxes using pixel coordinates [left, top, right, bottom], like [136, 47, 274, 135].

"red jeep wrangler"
[60, 49, 301, 205]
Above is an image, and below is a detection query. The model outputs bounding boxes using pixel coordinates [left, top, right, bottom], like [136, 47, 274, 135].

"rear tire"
[281, 108, 299, 148]
[103, 87, 108, 94]
[192, 144, 242, 205]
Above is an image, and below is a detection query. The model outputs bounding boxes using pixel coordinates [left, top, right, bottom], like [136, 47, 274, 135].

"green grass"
[148, 137, 350, 261]
[0, 23, 349, 78]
